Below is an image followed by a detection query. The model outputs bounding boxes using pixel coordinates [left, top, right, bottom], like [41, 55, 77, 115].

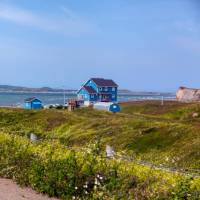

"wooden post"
[161, 96, 164, 106]
[30, 133, 38, 142]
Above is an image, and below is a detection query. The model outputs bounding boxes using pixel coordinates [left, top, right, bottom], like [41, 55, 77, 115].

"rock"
[30, 133, 38, 142]
[192, 113, 199, 118]
[106, 145, 115, 158]
[176, 87, 200, 102]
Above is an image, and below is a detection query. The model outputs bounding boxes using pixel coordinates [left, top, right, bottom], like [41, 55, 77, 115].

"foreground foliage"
[0, 133, 200, 199]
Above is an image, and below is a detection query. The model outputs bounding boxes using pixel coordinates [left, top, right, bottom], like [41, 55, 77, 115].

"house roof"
[25, 97, 41, 102]
[83, 86, 97, 94]
[91, 78, 118, 87]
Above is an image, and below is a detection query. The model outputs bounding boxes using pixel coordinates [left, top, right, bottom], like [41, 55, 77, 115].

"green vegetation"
[0, 101, 200, 199]
[1, 133, 200, 199]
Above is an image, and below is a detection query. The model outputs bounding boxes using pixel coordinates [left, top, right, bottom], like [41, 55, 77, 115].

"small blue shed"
[24, 97, 43, 109]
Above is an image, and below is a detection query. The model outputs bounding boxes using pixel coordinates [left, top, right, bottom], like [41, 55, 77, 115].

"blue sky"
[0, 0, 199, 92]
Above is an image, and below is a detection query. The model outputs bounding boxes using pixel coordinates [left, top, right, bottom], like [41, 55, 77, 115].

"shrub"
[0, 133, 200, 199]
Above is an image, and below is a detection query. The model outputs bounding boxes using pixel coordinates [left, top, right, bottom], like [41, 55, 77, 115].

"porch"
[99, 93, 111, 102]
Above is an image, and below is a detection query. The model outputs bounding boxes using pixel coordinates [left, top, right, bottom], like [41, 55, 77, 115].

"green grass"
[0, 101, 200, 170]
[0, 132, 199, 199]
[0, 101, 200, 199]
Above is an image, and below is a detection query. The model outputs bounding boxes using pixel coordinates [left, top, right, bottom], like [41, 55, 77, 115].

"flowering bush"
[0, 133, 199, 199]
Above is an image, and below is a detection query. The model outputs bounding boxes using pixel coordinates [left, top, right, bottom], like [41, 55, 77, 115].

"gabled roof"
[91, 78, 118, 87]
[83, 86, 97, 94]
[25, 97, 41, 102]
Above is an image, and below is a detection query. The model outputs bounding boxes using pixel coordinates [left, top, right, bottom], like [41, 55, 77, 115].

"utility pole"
[63, 89, 66, 106]
[161, 96, 164, 106]
[61, 85, 66, 106]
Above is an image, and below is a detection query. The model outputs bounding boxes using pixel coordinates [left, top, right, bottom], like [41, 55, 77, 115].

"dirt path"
[0, 178, 59, 200]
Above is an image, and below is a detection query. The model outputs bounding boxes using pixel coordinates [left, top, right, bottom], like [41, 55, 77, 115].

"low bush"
[0, 133, 200, 199]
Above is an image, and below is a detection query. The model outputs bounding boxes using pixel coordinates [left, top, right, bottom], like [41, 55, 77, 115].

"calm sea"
[0, 92, 176, 107]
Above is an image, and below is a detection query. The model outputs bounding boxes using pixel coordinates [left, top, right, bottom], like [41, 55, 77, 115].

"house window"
[105, 87, 108, 91]
[112, 87, 116, 91]
[91, 94, 94, 98]
[99, 87, 102, 91]
[112, 94, 115, 99]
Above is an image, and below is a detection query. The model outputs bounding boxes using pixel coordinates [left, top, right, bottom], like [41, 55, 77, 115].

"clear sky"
[0, 0, 199, 92]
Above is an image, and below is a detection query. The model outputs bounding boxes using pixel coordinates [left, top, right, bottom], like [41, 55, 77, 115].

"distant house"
[24, 97, 42, 109]
[77, 78, 118, 106]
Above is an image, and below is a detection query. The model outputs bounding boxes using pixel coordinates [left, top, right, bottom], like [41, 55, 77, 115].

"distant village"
[6, 78, 199, 113]
[24, 78, 121, 113]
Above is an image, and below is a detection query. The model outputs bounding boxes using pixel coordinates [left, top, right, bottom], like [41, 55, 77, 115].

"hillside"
[0, 101, 199, 169]
[0, 85, 76, 93]
[0, 85, 174, 97]
[0, 101, 200, 199]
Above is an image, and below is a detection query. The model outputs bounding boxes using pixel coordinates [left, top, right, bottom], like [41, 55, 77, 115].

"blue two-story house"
[77, 78, 118, 106]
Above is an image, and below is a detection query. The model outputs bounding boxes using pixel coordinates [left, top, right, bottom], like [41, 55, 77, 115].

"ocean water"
[0, 92, 176, 107]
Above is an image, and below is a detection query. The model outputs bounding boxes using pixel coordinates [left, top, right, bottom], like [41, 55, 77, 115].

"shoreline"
[0, 99, 178, 109]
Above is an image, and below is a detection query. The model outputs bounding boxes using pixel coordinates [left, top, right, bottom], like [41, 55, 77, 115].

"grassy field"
[0, 100, 200, 199]
[0, 101, 199, 170]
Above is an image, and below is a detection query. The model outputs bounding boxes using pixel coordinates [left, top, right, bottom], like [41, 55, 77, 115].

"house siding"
[98, 86, 117, 102]
[85, 80, 98, 91]
[32, 100, 42, 109]
[78, 88, 97, 102]
[77, 78, 118, 104]
[24, 99, 42, 109]
[25, 102, 32, 109]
